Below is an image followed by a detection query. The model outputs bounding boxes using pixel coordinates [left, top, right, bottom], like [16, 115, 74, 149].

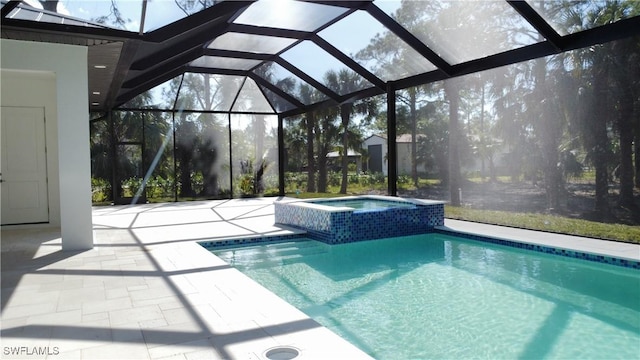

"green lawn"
[445, 206, 640, 244]
[285, 192, 638, 244]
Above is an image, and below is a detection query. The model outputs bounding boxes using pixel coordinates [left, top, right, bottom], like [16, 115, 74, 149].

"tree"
[572, 1, 640, 215]
[357, 2, 441, 188]
[444, 79, 462, 206]
[397, 87, 429, 186]
[532, 54, 565, 212]
[324, 69, 376, 194]
[174, 115, 198, 197]
[415, 100, 449, 183]
[90, 116, 113, 200]
[38, 0, 58, 12]
[305, 110, 317, 192]
[283, 116, 307, 173]
[174, 0, 221, 15]
[315, 106, 340, 193]
[587, 48, 613, 216]
[298, 84, 325, 193]
[610, 38, 639, 209]
[173, 73, 240, 198]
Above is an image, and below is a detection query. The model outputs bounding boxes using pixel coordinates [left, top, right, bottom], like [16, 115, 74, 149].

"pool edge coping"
[433, 226, 639, 269]
[199, 226, 640, 270]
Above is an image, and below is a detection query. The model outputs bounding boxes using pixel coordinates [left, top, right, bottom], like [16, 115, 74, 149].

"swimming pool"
[210, 234, 640, 359]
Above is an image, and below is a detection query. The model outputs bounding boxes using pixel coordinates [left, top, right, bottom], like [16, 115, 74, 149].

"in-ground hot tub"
[274, 195, 444, 244]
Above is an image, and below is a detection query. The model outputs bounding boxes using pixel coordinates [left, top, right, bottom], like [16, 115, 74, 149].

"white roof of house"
[326, 149, 361, 158]
[364, 133, 425, 143]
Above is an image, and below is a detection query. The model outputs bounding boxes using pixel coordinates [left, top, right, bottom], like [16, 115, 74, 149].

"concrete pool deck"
[2, 197, 638, 359]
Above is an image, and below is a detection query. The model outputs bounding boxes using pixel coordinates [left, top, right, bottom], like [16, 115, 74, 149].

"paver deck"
[2, 197, 638, 359]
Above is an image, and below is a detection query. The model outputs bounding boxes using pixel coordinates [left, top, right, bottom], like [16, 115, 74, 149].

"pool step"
[214, 240, 327, 268]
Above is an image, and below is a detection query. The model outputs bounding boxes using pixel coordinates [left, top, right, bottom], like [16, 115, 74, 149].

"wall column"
[1, 39, 93, 250]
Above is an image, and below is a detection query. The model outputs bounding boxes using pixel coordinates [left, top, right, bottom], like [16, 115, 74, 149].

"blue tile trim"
[434, 228, 640, 270]
[200, 201, 638, 270]
[274, 199, 444, 244]
[199, 233, 306, 250]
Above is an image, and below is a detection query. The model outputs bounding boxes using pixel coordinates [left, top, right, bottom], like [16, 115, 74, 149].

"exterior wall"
[397, 142, 412, 175]
[363, 135, 426, 177]
[1, 39, 93, 250]
[397, 142, 427, 176]
[1, 69, 61, 227]
[362, 135, 388, 176]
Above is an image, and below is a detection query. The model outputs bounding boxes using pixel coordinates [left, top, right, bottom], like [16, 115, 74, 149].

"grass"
[286, 191, 638, 244]
[445, 205, 640, 244]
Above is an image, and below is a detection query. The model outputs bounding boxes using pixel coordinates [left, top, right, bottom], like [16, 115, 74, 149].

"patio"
[1, 198, 638, 359]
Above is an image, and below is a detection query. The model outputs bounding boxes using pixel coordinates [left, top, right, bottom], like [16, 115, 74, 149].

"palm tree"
[324, 69, 377, 194]
[315, 105, 340, 193]
[298, 84, 325, 193]
[283, 117, 307, 173]
[572, 1, 640, 215]
[609, 38, 640, 208]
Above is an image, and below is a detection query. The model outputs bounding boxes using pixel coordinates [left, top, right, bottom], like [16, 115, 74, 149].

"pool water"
[311, 198, 416, 210]
[213, 234, 640, 359]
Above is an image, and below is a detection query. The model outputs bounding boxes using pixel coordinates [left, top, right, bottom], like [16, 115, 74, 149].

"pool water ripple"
[212, 233, 640, 359]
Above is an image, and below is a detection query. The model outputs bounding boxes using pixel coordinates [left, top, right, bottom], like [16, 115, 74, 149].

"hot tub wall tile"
[275, 199, 444, 244]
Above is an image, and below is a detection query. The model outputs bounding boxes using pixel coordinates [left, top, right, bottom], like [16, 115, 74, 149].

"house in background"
[326, 149, 362, 173]
[363, 134, 426, 176]
[363, 135, 387, 175]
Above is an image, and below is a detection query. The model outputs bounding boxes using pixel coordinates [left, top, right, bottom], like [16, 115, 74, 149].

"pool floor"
[213, 234, 640, 359]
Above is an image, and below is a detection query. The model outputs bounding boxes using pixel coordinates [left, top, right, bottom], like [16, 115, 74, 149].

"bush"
[398, 175, 411, 184]
[191, 172, 204, 195]
[237, 173, 255, 195]
[146, 175, 175, 199]
[328, 171, 341, 187]
[121, 177, 143, 197]
[263, 174, 279, 194]
[91, 177, 111, 203]
[358, 174, 370, 186]
[371, 172, 385, 184]
[348, 174, 360, 184]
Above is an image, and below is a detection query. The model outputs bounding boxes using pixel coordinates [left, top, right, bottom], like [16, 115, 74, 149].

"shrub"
[121, 177, 143, 197]
[398, 175, 411, 184]
[91, 177, 111, 203]
[348, 174, 360, 184]
[328, 171, 341, 187]
[371, 172, 385, 184]
[146, 175, 175, 199]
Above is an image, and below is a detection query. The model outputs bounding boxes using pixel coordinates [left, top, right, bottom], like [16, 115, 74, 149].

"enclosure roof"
[2, 0, 640, 116]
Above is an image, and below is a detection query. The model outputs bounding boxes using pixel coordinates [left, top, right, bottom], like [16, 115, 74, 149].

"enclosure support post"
[109, 110, 117, 203]
[172, 111, 178, 202]
[387, 84, 397, 196]
[228, 113, 233, 199]
[278, 114, 285, 196]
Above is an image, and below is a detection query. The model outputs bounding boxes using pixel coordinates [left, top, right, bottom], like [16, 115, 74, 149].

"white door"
[1, 106, 49, 225]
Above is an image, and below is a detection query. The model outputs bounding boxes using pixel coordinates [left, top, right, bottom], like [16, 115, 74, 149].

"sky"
[22, 0, 198, 32]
